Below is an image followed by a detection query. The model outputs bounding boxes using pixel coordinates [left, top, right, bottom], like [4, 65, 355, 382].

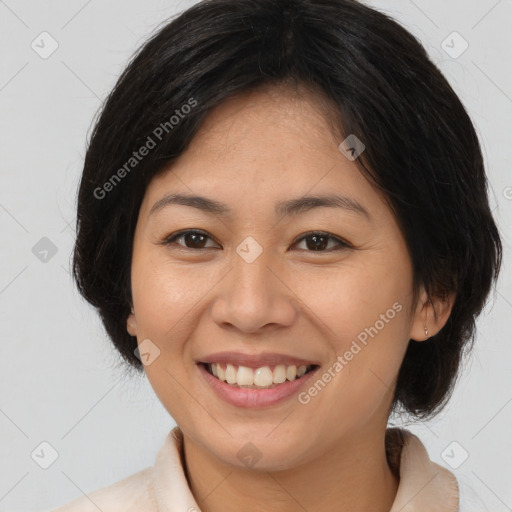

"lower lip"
[197, 363, 320, 408]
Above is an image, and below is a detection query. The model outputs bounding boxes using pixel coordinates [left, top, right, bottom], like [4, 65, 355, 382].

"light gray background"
[0, 0, 511, 510]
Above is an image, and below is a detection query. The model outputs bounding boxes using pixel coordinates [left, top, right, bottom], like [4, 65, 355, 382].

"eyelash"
[161, 229, 352, 253]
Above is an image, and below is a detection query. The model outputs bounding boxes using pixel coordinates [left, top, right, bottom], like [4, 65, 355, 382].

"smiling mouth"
[200, 362, 319, 389]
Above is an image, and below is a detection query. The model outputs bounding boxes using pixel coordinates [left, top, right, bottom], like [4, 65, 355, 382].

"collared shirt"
[51, 426, 462, 511]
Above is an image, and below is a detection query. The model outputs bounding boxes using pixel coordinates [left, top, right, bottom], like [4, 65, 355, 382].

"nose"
[210, 245, 297, 333]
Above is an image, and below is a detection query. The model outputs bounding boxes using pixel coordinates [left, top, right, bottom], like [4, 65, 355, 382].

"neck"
[182, 428, 400, 512]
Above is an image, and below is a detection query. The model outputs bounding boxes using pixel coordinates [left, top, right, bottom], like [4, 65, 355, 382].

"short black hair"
[72, 0, 502, 420]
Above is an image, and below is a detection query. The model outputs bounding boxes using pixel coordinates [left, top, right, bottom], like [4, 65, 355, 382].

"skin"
[126, 83, 455, 512]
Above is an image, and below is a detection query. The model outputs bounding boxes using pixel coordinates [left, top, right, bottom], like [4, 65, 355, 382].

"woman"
[53, 0, 502, 510]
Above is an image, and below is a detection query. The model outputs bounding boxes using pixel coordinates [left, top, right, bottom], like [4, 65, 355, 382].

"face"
[126, 84, 440, 470]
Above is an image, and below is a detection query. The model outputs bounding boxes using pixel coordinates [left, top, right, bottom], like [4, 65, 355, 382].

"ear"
[409, 285, 456, 342]
[127, 309, 138, 337]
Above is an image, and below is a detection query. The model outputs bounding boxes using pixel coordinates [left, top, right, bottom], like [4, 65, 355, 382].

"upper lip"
[197, 351, 320, 369]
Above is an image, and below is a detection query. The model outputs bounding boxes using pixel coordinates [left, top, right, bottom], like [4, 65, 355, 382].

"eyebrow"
[149, 192, 372, 221]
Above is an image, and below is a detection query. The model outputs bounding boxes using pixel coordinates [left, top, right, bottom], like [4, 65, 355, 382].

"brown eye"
[163, 230, 220, 250]
[292, 232, 350, 252]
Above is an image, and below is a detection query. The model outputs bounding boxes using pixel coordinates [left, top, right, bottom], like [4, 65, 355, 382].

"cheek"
[303, 258, 411, 409]
[296, 256, 410, 336]
[131, 254, 206, 336]
[336, 268, 410, 384]
[311, 320, 409, 435]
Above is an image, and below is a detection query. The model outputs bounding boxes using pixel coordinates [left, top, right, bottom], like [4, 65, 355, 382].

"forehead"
[138, 84, 389, 226]
[193, 83, 342, 157]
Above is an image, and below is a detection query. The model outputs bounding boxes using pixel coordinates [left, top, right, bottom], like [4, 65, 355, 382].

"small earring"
[424, 325, 429, 337]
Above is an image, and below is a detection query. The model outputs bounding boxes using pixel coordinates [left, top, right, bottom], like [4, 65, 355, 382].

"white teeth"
[208, 363, 313, 388]
[273, 364, 287, 384]
[236, 365, 254, 386]
[225, 364, 237, 384]
[286, 365, 297, 381]
[254, 367, 273, 386]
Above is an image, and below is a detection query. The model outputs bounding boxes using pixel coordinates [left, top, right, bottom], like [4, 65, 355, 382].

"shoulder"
[49, 467, 156, 512]
[387, 427, 460, 512]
